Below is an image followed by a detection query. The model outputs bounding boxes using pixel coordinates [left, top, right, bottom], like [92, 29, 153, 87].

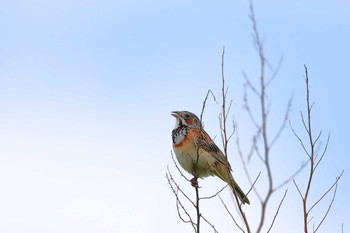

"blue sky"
[0, 0, 349, 232]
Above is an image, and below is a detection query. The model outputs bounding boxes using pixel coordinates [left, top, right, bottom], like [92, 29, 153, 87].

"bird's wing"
[193, 128, 232, 171]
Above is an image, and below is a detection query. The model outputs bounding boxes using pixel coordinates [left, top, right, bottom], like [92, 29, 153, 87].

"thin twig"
[200, 90, 217, 124]
[243, 71, 260, 97]
[195, 183, 200, 233]
[170, 151, 191, 182]
[200, 185, 228, 200]
[302, 64, 315, 233]
[248, 1, 277, 231]
[219, 195, 245, 233]
[314, 171, 343, 232]
[269, 95, 293, 148]
[167, 166, 196, 208]
[166, 170, 197, 232]
[289, 120, 311, 158]
[293, 179, 304, 200]
[308, 170, 344, 215]
[245, 172, 262, 198]
[266, 55, 284, 87]
[236, 128, 263, 202]
[220, 45, 251, 233]
[274, 161, 308, 191]
[194, 89, 217, 233]
[201, 215, 219, 233]
[267, 189, 288, 233]
[313, 133, 330, 172]
[290, 65, 343, 233]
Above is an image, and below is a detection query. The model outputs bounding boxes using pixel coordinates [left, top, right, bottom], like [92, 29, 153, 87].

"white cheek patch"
[174, 118, 180, 128]
[174, 118, 184, 129]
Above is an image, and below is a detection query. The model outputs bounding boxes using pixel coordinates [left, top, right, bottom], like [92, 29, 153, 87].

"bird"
[171, 110, 250, 205]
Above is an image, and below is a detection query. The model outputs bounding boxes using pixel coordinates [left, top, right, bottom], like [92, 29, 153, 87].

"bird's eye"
[184, 114, 191, 119]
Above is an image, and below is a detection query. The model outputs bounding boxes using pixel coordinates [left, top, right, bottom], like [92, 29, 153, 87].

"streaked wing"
[193, 128, 232, 171]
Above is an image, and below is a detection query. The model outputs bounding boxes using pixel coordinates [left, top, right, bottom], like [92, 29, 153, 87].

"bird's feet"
[190, 177, 199, 188]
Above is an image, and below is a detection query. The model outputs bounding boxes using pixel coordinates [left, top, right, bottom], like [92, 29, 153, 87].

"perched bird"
[171, 110, 250, 205]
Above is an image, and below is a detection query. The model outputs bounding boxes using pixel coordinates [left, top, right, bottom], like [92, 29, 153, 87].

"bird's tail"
[212, 164, 250, 205]
[229, 178, 250, 205]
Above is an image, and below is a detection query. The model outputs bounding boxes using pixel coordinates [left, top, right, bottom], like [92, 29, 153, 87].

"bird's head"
[171, 111, 202, 129]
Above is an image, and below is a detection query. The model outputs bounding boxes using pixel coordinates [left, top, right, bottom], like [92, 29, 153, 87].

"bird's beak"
[171, 111, 181, 118]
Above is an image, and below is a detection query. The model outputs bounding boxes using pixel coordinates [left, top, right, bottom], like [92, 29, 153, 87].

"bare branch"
[195, 181, 201, 233]
[252, 132, 265, 162]
[167, 166, 196, 208]
[270, 95, 293, 148]
[167, 3, 344, 232]
[218, 195, 245, 233]
[266, 55, 284, 87]
[314, 133, 330, 172]
[289, 65, 343, 233]
[313, 130, 322, 148]
[246, 172, 262, 199]
[236, 127, 263, 202]
[220, 45, 251, 233]
[308, 170, 344, 215]
[200, 185, 228, 200]
[274, 161, 308, 191]
[267, 189, 288, 233]
[243, 71, 260, 97]
[200, 89, 217, 124]
[308, 217, 314, 225]
[293, 179, 304, 200]
[289, 119, 311, 159]
[166, 169, 196, 232]
[170, 151, 191, 182]
[201, 215, 219, 233]
[314, 171, 344, 232]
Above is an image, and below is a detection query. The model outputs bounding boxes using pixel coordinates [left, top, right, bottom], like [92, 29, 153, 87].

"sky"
[0, 0, 349, 232]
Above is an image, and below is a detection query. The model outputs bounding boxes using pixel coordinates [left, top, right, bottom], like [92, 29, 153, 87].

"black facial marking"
[172, 125, 188, 144]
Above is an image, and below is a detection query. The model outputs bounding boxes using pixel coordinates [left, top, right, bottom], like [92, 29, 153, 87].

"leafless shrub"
[290, 65, 344, 233]
[166, 1, 343, 233]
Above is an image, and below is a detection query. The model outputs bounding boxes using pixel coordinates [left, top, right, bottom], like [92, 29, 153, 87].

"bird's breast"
[172, 126, 189, 145]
